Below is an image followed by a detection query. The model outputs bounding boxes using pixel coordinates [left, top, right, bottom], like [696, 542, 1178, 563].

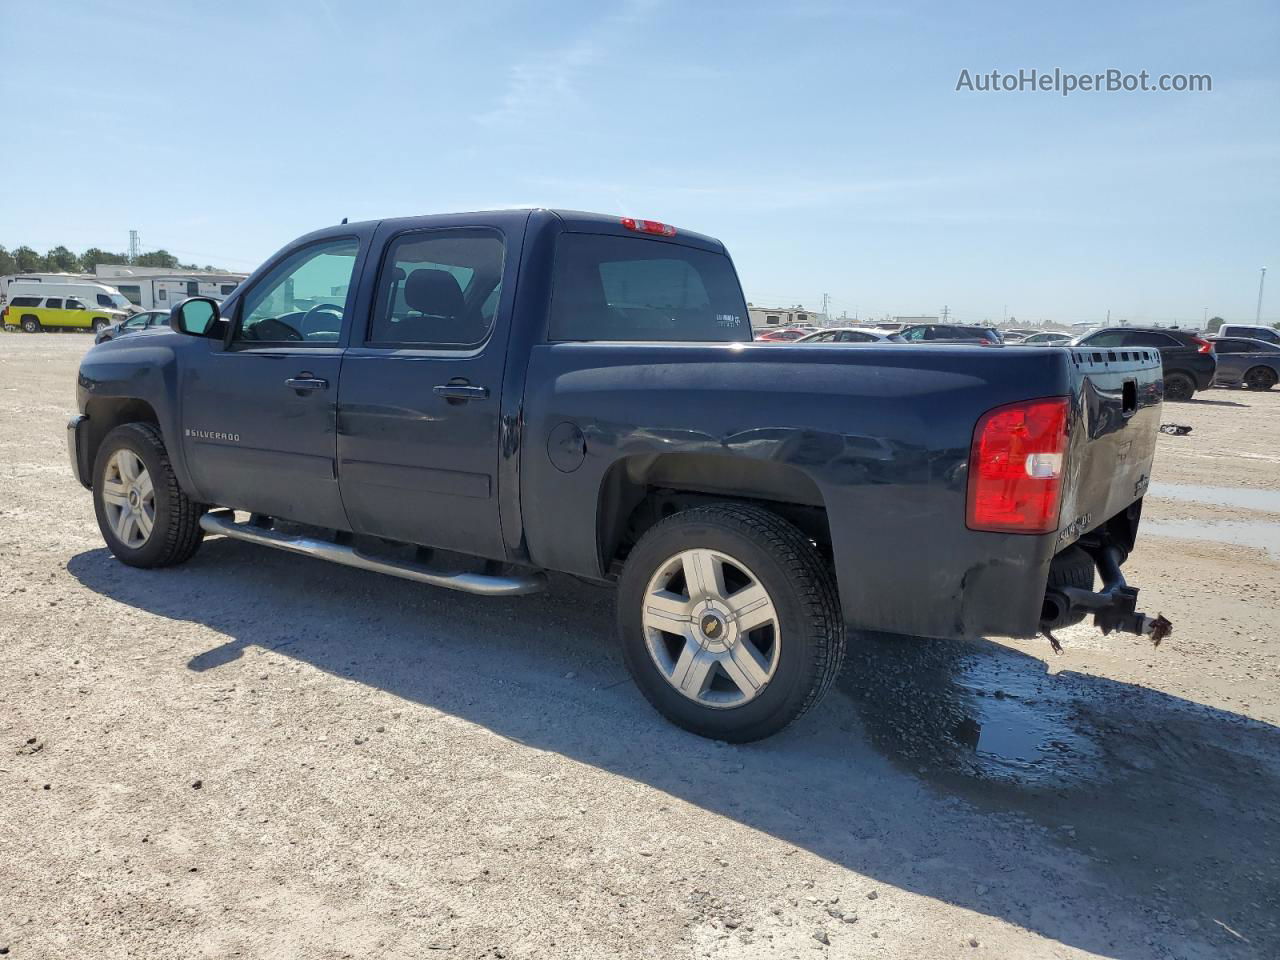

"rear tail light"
[1191, 336, 1214, 354]
[621, 217, 676, 237]
[967, 397, 1070, 534]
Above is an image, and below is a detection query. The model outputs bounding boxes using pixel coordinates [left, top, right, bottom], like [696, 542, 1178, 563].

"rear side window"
[368, 230, 504, 347]
[1124, 332, 1178, 347]
[1082, 330, 1126, 347]
[10, 296, 40, 307]
[549, 234, 748, 342]
[45, 298, 63, 309]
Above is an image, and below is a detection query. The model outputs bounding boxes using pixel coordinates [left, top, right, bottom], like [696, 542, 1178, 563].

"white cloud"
[478, 0, 661, 127]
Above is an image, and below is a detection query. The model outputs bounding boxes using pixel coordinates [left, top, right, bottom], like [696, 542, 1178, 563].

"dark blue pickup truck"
[67, 209, 1170, 741]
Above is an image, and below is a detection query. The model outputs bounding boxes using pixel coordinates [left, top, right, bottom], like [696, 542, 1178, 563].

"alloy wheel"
[101, 449, 155, 548]
[641, 548, 780, 708]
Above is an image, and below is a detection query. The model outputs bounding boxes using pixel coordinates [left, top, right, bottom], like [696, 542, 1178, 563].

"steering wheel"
[300, 303, 344, 339]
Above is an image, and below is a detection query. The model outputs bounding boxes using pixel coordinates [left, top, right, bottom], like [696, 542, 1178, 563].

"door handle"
[285, 376, 329, 393]
[433, 383, 489, 401]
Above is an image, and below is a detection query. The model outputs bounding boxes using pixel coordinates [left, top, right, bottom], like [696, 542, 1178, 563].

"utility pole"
[821, 292, 832, 326]
[128, 230, 140, 264]
[1257, 267, 1267, 324]
[940, 304, 951, 322]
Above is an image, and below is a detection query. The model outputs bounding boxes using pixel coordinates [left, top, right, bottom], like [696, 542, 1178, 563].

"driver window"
[236, 238, 359, 344]
[66, 298, 86, 310]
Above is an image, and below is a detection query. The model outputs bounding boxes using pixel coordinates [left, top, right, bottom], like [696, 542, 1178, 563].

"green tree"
[134, 249, 179, 268]
[81, 248, 129, 269]
[45, 245, 82, 272]
[1206, 316, 1225, 333]
[0, 246, 16, 276]
[12, 246, 44, 272]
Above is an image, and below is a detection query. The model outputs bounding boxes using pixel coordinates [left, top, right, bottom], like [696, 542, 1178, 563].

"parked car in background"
[792, 327, 897, 344]
[3, 279, 135, 315]
[1209, 337, 1280, 390]
[95, 309, 171, 344]
[1017, 331, 1073, 345]
[2, 295, 128, 333]
[1074, 327, 1216, 401]
[754, 327, 808, 342]
[897, 323, 1002, 344]
[1217, 323, 1280, 346]
[999, 330, 1030, 342]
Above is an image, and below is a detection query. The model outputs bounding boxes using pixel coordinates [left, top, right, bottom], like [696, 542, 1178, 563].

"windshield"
[109, 294, 131, 310]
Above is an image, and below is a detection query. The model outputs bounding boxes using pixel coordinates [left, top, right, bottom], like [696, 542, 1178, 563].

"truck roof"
[306, 209, 727, 253]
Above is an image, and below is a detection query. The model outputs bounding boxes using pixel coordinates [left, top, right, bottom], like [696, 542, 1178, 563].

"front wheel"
[617, 503, 845, 742]
[1243, 366, 1278, 391]
[92, 318, 110, 333]
[93, 422, 204, 567]
[1163, 371, 1196, 402]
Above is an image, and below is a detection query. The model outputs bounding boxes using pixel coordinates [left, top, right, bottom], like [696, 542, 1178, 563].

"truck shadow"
[68, 540, 1279, 959]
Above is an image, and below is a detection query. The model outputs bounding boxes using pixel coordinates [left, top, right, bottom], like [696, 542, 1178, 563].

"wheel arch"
[84, 397, 162, 484]
[595, 452, 833, 577]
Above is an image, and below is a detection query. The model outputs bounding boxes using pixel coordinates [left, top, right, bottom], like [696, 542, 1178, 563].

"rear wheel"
[1243, 366, 1278, 391]
[1163, 371, 1195, 402]
[20, 316, 41, 333]
[617, 503, 844, 742]
[93, 422, 203, 567]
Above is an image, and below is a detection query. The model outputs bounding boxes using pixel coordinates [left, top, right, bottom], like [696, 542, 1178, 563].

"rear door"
[1211, 338, 1250, 381]
[179, 234, 368, 528]
[335, 221, 518, 559]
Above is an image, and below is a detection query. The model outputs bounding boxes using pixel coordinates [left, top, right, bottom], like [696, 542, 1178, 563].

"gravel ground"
[2, 333, 1278, 960]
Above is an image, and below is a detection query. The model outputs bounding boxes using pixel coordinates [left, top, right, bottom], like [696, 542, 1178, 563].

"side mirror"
[170, 297, 220, 337]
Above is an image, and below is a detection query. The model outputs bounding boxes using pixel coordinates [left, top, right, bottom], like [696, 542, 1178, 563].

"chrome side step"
[199, 511, 547, 597]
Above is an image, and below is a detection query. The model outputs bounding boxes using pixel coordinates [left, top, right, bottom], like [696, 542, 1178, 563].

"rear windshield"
[549, 233, 749, 342]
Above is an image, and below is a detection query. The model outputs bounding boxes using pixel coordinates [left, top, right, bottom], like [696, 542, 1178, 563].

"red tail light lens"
[967, 397, 1070, 534]
[1191, 336, 1213, 354]
[621, 217, 676, 237]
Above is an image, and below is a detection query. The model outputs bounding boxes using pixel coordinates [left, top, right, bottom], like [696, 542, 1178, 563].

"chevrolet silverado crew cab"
[67, 210, 1171, 741]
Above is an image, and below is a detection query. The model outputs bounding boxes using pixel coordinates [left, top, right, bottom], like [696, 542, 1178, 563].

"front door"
[336, 225, 511, 559]
[180, 236, 364, 529]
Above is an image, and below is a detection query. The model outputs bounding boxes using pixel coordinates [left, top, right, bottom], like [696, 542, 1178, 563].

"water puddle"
[839, 637, 1101, 787]
[1142, 519, 1280, 559]
[1147, 482, 1280, 513]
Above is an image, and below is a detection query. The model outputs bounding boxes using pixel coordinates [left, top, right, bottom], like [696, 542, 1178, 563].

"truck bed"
[521, 341, 1163, 640]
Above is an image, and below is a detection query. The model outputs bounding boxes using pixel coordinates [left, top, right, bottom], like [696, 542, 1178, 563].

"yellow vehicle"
[2, 294, 127, 333]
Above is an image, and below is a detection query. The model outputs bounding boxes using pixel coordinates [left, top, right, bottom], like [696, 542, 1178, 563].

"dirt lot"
[2, 333, 1278, 960]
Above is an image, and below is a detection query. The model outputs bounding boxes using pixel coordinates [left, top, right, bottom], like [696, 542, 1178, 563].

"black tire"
[20, 316, 40, 333]
[1044, 546, 1095, 628]
[92, 318, 110, 333]
[1243, 366, 1278, 391]
[93, 422, 204, 568]
[1163, 371, 1195, 402]
[617, 503, 845, 742]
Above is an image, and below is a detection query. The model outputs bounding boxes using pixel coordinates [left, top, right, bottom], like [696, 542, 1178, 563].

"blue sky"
[4, 0, 1277, 324]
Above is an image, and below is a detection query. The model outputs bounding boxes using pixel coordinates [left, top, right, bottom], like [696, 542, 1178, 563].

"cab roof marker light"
[621, 217, 677, 237]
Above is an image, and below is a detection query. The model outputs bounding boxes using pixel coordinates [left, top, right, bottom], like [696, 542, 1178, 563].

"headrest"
[404, 268, 464, 318]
